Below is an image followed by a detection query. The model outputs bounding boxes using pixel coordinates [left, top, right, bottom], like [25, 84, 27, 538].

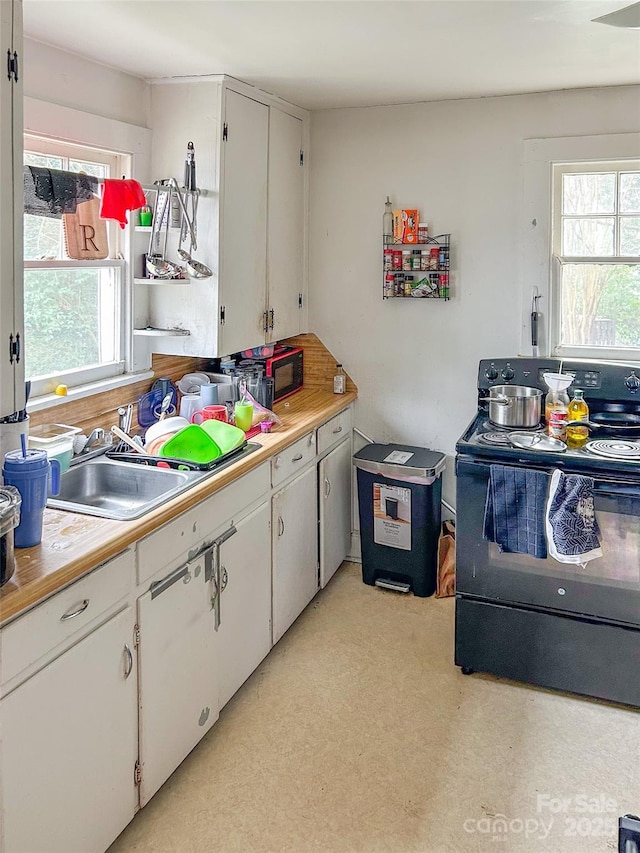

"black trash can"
[354, 443, 446, 597]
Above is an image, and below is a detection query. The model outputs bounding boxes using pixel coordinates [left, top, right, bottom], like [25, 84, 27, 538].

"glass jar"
[545, 389, 570, 435]
[566, 389, 589, 448]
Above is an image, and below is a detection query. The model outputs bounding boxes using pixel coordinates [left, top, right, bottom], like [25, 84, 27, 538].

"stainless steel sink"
[47, 457, 211, 520]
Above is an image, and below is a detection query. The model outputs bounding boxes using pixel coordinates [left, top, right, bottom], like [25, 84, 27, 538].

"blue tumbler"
[2, 449, 61, 548]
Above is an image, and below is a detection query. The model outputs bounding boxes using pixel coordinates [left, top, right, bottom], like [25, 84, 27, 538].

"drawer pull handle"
[324, 477, 331, 498]
[123, 644, 133, 679]
[291, 453, 303, 462]
[60, 599, 90, 621]
[278, 516, 285, 537]
[332, 426, 343, 434]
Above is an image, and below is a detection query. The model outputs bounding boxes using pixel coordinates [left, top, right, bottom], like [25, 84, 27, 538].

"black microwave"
[259, 346, 304, 402]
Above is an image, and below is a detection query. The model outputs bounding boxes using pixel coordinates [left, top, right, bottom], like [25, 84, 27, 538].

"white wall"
[23, 38, 150, 128]
[308, 85, 640, 507]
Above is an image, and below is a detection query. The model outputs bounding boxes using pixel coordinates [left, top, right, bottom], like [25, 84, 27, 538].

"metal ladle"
[146, 185, 184, 279]
[168, 178, 213, 279]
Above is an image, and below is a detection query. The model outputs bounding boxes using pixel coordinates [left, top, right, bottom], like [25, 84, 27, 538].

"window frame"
[521, 132, 640, 364]
[23, 133, 132, 397]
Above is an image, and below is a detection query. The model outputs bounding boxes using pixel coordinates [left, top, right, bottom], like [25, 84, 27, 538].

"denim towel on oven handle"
[544, 469, 603, 567]
[483, 464, 549, 559]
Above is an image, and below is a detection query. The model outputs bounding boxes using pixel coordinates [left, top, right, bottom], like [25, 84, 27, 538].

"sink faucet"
[84, 428, 105, 451]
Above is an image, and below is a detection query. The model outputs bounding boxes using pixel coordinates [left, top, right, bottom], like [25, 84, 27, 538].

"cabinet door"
[1, 606, 138, 853]
[272, 465, 318, 643]
[219, 89, 269, 355]
[319, 438, 352, 588]
[218, 502, 271, 709]
[267, 108, 304, 343]
[0, 0, 24, 419]
[137, 553, 218, 806]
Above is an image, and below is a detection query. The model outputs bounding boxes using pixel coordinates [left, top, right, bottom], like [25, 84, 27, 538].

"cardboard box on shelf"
[392, 209, 419, 244]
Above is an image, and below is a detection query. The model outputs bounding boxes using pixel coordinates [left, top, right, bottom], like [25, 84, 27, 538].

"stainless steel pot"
[480, 385, 543, 428]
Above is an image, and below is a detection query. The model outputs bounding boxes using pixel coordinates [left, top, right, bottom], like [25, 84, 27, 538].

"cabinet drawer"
[1, 549, 134, 689]
[271, 431, 316, 488]
[317, 407, 353, 456]
[137, 462, 270, 585]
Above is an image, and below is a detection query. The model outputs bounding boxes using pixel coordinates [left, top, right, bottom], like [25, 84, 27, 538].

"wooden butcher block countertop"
[0, 389, 356, 625]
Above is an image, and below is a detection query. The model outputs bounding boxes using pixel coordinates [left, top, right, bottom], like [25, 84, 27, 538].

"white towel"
[545, 469, 602, 567]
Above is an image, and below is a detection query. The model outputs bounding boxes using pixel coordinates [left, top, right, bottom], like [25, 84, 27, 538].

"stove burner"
[478, 432, 512, 446]
[584, 439, 640, 461]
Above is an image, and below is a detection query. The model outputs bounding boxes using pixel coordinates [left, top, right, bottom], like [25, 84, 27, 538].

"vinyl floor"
[108, 562, 639, 853]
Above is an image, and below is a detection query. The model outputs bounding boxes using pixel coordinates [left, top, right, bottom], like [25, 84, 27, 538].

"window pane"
[24, 152, 64, 170]
[562, 218, 614, 256]
[24, 268, 119, 380]
[620, 173, 640, 214]
[560, 263, 640, 348]
[68, 159, 108, 180]
[24, 214, 62, 260]
[562, 173, 615, 215]
[620, 217, 640, 256]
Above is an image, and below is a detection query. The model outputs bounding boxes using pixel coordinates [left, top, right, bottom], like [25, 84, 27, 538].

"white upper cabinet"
[218, 89, 269, 355]
[267, 108, 305, 343]
[0, 0, 24, 419]
[142, 76, 308, 358]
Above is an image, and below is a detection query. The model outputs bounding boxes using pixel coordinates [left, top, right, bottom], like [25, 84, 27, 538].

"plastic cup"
[179, 393, 201, 422]
[199, 383, 219, 406]
[2, 449, 60, 548]
[234, 401, 253, 432]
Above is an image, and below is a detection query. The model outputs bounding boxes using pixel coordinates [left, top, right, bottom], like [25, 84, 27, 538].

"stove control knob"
[485, 364, 499, 381]
[625, 371, 640, 393]
[501, 364, 515, 381]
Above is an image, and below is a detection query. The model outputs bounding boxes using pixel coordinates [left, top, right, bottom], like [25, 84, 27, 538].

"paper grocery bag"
[436, 519, 456, 598]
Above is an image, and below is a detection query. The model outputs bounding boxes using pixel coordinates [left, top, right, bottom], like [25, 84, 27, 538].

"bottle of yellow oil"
[566, 389, 589, 448]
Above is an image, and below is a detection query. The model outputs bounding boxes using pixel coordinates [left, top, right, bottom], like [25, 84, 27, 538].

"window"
[552, 160, 640, 360]
[23, 135, 130, 396]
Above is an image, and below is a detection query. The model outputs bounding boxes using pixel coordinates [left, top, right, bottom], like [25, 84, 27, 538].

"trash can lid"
[353, 443, 446, 482]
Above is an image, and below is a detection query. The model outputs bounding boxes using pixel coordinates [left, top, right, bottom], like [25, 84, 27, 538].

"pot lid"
[508, 432, 567, 452]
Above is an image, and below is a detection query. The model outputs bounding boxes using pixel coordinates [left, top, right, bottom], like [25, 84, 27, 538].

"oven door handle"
[593, 481, 640, 499]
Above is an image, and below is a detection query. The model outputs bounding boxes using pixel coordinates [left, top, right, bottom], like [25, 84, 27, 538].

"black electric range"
[454, 357, 640, 707]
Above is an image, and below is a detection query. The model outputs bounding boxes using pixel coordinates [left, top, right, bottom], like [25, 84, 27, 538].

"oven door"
[456, 455, 640, 625]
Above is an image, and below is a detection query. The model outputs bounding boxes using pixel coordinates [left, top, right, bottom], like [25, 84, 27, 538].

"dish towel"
[545, 469, 602, 567]
[99, 178, 147, 228]
[483, 464, 549, 558]
[24, 166, 98, 218]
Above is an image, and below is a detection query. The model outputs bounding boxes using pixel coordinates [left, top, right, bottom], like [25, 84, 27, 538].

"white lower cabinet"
[319, 437, 353, 588]
[0, 408, 355, 852]
[137, 550, 218, 806]
[272, 464, 319, 643]
[217, 501, 272, 709]
[1, 606, 138, 853]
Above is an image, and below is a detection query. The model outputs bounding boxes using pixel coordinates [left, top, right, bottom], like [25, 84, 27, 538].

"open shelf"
[133, 277, 190, 286]
[133, 327, 191, 337]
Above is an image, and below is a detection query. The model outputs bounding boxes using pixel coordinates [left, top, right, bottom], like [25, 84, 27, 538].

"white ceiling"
[22, 1, 640, 110]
